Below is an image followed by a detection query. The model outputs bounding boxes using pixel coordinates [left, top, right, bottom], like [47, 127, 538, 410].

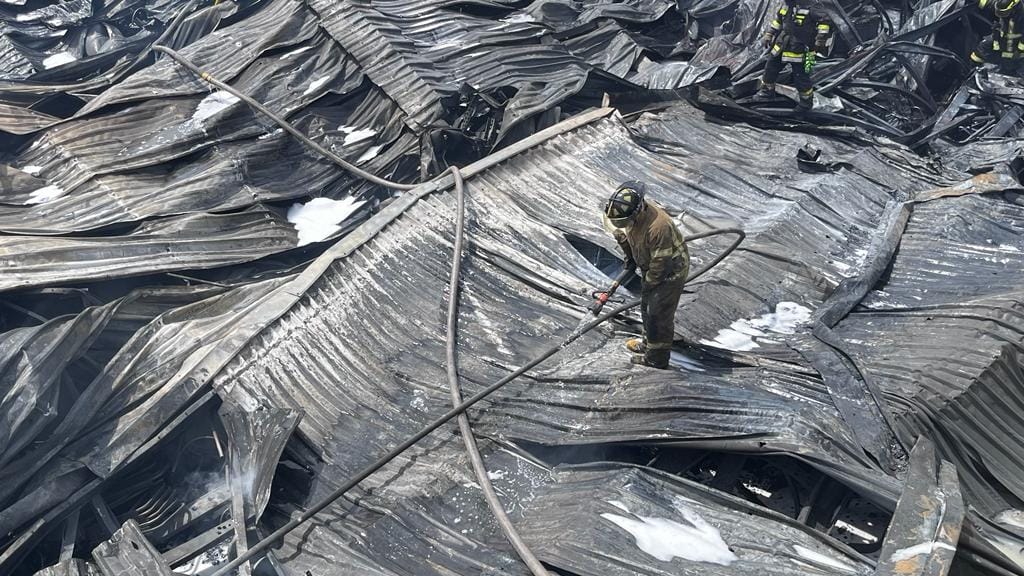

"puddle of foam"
[26, 184, 65, 204]
[357, 145, 383, 163]
[501, 12, 535, 23]
[600, 499, 737, 565]
[700, 302, 812, 351]
[303, 76, 330, 96]
[342, 128, 376, 146]
[42, 52, 77, 69]
[258, 128, 283, 140]
[286, 196, 365, 246]
[190, 91, 240, 126]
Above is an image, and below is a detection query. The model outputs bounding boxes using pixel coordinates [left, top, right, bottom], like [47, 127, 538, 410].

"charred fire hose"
[208, 176, 744, 575]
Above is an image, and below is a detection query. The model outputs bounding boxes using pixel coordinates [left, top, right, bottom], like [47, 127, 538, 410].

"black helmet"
[604, 181, 647, 228]
[997, 0, 1020, 16]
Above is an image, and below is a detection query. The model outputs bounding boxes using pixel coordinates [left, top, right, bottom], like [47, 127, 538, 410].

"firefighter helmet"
[996, 0, 1021, 16]
[604, 181, 647, 228]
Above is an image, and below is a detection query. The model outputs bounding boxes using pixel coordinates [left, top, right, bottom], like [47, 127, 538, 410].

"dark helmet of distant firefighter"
[604, 181, 647, 228]
[995, 0, 1021, 16]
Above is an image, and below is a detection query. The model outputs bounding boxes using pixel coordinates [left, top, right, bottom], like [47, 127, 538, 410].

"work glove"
[762, 32, 775, 49]
[804, 51, 816, 74]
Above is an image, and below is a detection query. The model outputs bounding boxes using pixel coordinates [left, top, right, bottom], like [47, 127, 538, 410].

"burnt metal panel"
[91, 520, 174, 576]
[874, 438, 962, 576]
[0, 207, 299, 292]
[32, 559, 100, 576]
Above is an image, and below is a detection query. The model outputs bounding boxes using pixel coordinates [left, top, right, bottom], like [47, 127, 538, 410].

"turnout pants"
[640, 276, 686, 366]
[763, 55, 813, 98]
[972, 34, 1023, 71]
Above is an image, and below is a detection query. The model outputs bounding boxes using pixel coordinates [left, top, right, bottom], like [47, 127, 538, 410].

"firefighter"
[756, 0, 831, 111]
[971, 0, 1024, 70]
[603, 181, 689, 369]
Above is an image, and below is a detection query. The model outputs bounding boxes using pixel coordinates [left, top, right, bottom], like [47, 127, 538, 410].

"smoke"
[184, 470, 228, 500]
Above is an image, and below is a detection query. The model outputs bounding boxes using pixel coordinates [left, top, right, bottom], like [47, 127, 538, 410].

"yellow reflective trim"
[817, 24, 830, 31]
[971, 51, 985, 63]
[782, 51, 804, 58]
[994, 41, 1002, 50]
[771, 19, 781, 27]
[1002, 51, 1016, 57]
[779, 6, 788, 14]
[980, 0, 989, 7]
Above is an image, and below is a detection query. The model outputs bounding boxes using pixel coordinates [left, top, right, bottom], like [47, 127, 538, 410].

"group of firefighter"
[757, 0, 1019, 111]
[602, 0, 1010, 370]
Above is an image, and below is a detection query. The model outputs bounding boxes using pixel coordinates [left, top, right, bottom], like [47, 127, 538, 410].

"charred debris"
[2, 1, 1024, 575]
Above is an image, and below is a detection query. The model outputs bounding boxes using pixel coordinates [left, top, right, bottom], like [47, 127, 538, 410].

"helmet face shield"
[607, 214, 636, 229]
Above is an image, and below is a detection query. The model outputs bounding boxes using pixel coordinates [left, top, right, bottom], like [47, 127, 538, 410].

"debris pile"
[1, 1, 1024, 575]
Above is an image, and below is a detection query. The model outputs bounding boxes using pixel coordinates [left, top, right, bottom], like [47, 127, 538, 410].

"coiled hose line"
[208, 220, 744, 576]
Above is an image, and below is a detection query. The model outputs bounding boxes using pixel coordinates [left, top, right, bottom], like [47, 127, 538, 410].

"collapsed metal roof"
[2, 0, 1024, 575]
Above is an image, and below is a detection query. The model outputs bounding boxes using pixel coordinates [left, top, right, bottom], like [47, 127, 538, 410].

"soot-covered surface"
[3, 1, 1024, 575]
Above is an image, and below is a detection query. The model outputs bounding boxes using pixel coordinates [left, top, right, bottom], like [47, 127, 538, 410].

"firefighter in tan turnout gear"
[603, 181, 689, 369]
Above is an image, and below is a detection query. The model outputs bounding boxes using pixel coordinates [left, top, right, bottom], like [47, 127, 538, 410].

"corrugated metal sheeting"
[206, 108, 1019, 573]
[2, 0, 1024, 575]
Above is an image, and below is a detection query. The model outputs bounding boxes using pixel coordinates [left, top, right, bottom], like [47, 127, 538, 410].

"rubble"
[2, 1, 1024, 575]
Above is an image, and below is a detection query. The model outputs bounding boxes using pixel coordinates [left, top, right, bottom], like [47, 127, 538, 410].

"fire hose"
[153, 35, 745, 576]
[208, 211, 744, 575]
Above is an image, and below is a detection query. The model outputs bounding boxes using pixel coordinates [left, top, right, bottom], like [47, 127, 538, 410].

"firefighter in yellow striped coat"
[756, 1, 831, 111]
[971, 0, 1024, 70]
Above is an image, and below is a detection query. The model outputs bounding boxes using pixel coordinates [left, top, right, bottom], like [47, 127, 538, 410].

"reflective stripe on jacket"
[767, 3, 830, 59]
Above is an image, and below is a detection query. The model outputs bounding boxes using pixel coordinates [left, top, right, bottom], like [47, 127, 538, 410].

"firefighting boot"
[755, 81, 776, 100]
[797, 90, 814, 112]
[630, 349, 671, 370]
